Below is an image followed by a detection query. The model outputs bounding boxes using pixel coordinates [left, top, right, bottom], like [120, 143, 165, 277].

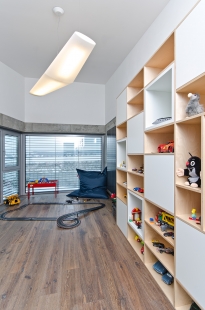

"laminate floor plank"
[0, 194, 174, 310]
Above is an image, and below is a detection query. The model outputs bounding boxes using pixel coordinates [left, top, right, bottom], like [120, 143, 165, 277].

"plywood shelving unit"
[116, 16, 204, 308]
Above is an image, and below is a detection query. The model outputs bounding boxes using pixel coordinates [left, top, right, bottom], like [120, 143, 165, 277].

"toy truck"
[4, 194, 20, 206]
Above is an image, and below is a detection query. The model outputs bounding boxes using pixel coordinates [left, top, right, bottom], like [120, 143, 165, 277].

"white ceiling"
[0, 0, 171, 84]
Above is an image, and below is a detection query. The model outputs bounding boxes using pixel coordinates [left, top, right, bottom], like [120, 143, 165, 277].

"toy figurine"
[38, 177, 49, 183]
[185, 93, 204, 117]
[176, 153, 201, 188]
[189, 208, 197, 220]
[131, 208, 141, 221]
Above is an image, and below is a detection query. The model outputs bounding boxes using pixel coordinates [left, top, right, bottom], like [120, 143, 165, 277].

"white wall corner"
[0, 61, 25, 122]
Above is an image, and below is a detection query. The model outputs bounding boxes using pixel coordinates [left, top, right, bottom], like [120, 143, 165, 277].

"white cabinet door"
[176, 1, 205, 89]
[116, 198, 127, 237]
[144, 155, 174, 214]
[127, 112, 144, 154]
[176, 219, 205, 309]
[116, 89, 127, 125]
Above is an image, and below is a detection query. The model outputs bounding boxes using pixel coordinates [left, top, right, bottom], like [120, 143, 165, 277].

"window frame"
[0, 129, 21, 203]
[22, 133, 105, 194]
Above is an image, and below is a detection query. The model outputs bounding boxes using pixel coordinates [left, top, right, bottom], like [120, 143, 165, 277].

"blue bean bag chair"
[67, 167, 108, 199]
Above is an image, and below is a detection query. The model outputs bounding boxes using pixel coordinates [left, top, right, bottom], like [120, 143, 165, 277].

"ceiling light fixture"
[30, 7, 96, 96]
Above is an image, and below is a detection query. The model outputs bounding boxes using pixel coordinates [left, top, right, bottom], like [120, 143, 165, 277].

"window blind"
[3, 134, 20, 198]
[5, 134, 19, 167]
[25, 135, 102, 192]
[3, 171, 19, 197]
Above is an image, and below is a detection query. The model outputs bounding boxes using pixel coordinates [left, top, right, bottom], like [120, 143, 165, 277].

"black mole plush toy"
[176, 153, 201, 188]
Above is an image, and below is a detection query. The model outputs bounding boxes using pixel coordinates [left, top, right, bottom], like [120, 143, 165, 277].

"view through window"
[25, 135, 103, 192]
[3, 133, 20, 198]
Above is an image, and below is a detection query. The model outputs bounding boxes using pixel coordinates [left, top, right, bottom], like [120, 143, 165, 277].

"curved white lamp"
[30, 31, 96, 96]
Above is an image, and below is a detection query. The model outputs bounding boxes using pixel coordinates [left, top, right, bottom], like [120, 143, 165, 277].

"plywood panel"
[146, 33, 174, 69]
[145, 155, 174, 214]
[116, 89, 127, 125]
[127, 112, 144, 154]
[176, 1, 205, 89]
[176, 219, 205, 309]
[116, 198, 128, 237]
[128, 69, 144, 88]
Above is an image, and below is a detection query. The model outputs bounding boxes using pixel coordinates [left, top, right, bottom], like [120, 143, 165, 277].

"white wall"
[25, 79, 105, 125]
[105, 0, 200, 124]
[0, 62, 25, 121]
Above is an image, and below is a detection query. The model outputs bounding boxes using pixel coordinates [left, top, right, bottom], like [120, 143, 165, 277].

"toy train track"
[0, 202, 105, 229]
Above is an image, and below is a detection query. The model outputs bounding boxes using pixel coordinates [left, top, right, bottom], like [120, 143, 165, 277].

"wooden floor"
[0, 194, 174, 310]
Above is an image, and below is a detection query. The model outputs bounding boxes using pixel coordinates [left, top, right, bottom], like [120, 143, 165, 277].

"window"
[1, 131, 21, 201]
[25, 135, 103, 192]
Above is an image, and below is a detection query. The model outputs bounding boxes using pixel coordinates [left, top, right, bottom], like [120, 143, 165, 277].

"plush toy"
[176, 153, 201, 188]
[185, 93, 204, 117]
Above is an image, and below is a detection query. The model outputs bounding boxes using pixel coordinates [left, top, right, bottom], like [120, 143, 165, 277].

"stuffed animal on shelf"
[176, 153, 201, 188]
[185, 93, 204, 117]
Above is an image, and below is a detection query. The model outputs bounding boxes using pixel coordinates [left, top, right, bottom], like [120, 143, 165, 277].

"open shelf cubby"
[117, 183, 127, 205]
[176, 73, 205, 121]
[174, 280, 193, 310]
[116, 169, 127, 189]
[175, 117, 201, 188]
[127, 225, 144, 262]
[117, 138, 126, 169]
[127, 172, 144, 198]
[144, 63, 174, 131]
[127, 68, 144, 101]
[144, 124, 174, 154]
[144, 33, 174, 87]
[175, 186, 201, 231]
[127, 89, 144, 119]
[127, 154, 144, 175]
[144, 246, 174, 306]
[145, 222, 174, 277]
[127, 190, 144, 239]
[144, 199, 174, 247]
[116, 122, 127, 140]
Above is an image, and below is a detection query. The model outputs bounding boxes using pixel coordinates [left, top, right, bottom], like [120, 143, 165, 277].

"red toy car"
[158, 140, 174, 153]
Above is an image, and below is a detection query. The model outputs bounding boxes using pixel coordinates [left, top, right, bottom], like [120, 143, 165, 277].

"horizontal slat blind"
[25, 135, 102, 192]
[3, 171, 19, 197]
[5, 135, 19, 167]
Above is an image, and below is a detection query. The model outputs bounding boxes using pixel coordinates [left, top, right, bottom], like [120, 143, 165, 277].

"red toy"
[131, 208, 141, 221]
[158, 140, 174, 153]
[110, 193, 116, 199]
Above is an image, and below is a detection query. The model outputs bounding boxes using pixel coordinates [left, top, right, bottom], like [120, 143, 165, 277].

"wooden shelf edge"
[146, 241, 174, 276]
[144, 153, 174, 155]
[175, 215, 202, 233]
[127, 153, 144, 155]
[117, 167, 127, 172]
[117, 137, 127, 143]
[176, 184, 201, 194]
[127, 170, 144, 177]
[176, 71, 205, 93]
[128, 221, 143, 240]
[144, 61, 175, 89]
[176, 113, 204, 124]
[127, 110, 144, 121]
[128, 188, 144, 199]
[127, 88, 143, 104]
[144, 198, 174, 216]
[144, 220, 174, 247]
[117, 182, 127, 189]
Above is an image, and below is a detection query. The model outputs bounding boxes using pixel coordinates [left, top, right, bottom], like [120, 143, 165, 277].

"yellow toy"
[4, 194, 20, 206]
